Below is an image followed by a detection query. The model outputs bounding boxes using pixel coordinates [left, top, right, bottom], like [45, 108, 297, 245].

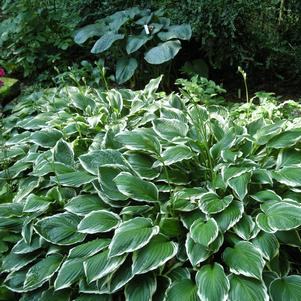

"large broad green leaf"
[31, 129, 63, 148]
[195, 263, 230, 301]
[267, 128, 301, 148]
[74, 22, 107, 44]
[144, 40, 182, 64]
[3, 269, 27, 293]
[114, 172, 158, 202]
[199, 192, 233, 214]
[251, 232, 279, 260]
[132, 235, 178, 274]
[1, 252, 39, 273]
[254, 121, 285, 145]
[71, 93, 96, 111]
[116, 129, 161, 154]
[228, 172, 251, 200]
[83, 249, 126, 283]
[126, 35, 150, 54]
[11, 236, 41, 254]
[23, 194, 51, 213]
[233, 214, 256, 240]
[98, 166, 128, 202]
[276, 149, 301, 168]
[270, 275, 301, 301]
[116, 58, 138, 84]
[256, 213, 275, 233]
[91, 32, 124, 54]
[68, 238, 110, 259]
[215, 201, 244, 232]
[109, 217, 159, 257]
[165, 279, 199, 301]
[106, 89, 123, 113]
[51, 171, 96, 187]
[79, 150, 126, 175]
[126, 153, 160, 180]
[34, 213, 86, 245]
[157, 24, 192, 41]
[108, 257, 134, 293]
[54, 258, 84, 290]
[228, 275, 269, 301]
[258, 201, 301, 231]
[152, 118, 189, 140]
[78, 210, 121, 234]
[251, 190, 282, 203]
[185, 235, 211, 266]
[65, 195, 107, 216]
[190, 218, 219, 247]
[159, 145, 193, 166]
[273, 167, 301, 187]
[223, 241, 265, 280]
[53, 139, 74, 166]
[125, 273, 156, 301]
[23, 255, 62, 291]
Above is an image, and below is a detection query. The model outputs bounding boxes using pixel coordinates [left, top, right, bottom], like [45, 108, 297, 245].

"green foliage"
[75, 7, 191, 84]
[0, 0, 80, 81]
[1, 77, 301, 300]
[176, 75, 226, 105]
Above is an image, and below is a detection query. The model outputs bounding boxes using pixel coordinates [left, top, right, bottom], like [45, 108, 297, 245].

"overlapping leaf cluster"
[1, 77, 301, 300]
[75, 7, 191, 84]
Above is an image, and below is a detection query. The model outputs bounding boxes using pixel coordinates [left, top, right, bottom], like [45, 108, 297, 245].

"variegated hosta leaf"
[78, 210, 121, 234]
[68, 239, 110, 259]
[228, 275, 269, 301]
[64, 195, 108, 216]
[165, 279, 199, 301]
[257, 200, 301, 231]
[152, 118, 189, 141]
[251, 232, 279, 260]
[125, 273, 157, 301]
[267, 128, 301, 149]
[214, 201, 244, 232]
[116, 129, 161, 154]
[132, 235, 178, 274]
[233, 214, 256, 240]
[30, 128, 63, 148]
[51, 171, 97, 187]
[223, 241, 265, 279]
[158, 145, 194, 166]
[54, 258, 84, 290]
[273, 167, 301, 187]
[83, 249, 126, 283]
[34, 213, 86, 245]
[114, 172, 159, 202]
[198, 192, 233, 214]
[79, 149, 126, 175]
[196, 263, 230, 301]
[228, 172, 251, 200]
[270, 275, 301, 301]
[190, 218, 219, 247]
[185, 235, 211, 266]
[53, 139, 74, 166]
[108, 217, 159, 257]
[23, 255, 63, 291]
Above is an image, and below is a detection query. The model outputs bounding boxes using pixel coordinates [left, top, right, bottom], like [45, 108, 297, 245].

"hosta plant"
[74, 7, 191, 84]
[1, 77, 301, 300]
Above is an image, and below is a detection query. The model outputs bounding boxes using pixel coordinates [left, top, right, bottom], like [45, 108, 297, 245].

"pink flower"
[0, 68, 5, 77]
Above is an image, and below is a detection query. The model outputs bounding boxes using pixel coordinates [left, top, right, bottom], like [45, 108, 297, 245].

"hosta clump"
[74, 7, 191, 84]
[1, 77, 301, 300]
